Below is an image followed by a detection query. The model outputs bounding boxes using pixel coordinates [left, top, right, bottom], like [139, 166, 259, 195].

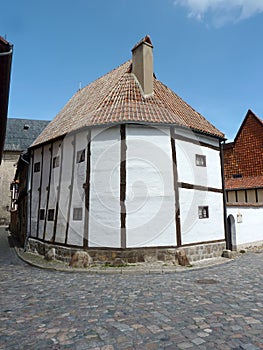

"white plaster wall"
[89, 127, 121, 247]
[38, 144, 51, 239]
[55, 135, 74, 244]
[180, 188, 225, 244]
[176, 139, 222, 189]
[45, 141, 61, 241]
[174, 128, 220, 148]
[126, 126, 176, 247]
[30, 148, 42, 238]
[67, 130, 87, 246]
[227, 206, 263, 246]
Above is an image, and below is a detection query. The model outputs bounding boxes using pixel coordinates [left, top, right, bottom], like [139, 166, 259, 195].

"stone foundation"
[27, 238, 226, 265]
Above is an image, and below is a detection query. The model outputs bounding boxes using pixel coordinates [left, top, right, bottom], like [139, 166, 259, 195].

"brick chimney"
[132, 35, 153, 96]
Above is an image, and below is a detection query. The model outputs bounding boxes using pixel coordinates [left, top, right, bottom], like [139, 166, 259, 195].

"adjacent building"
[0, 118, 49, 225]
[27, 36, 226, 262]
[0, 36, 13, 164]
[224, 109, 263, 249]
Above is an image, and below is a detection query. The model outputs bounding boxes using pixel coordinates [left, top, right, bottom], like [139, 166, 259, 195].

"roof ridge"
[7, 117, 50, 122]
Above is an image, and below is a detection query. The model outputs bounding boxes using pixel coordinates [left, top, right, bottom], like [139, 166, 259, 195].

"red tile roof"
[32, 60, 224, 147]
[223, 109, 263, 179]
[225, 176, 263, 190]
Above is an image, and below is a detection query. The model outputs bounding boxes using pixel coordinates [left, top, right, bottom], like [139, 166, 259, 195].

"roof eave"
[30, 120, 224, 149]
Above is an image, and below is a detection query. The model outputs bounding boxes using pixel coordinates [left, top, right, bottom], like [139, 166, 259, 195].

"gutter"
[0, 47, 13, 56]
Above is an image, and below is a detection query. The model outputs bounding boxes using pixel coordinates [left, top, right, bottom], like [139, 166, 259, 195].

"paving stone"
[0, 229, 263, 350]
[240, 344, 261, 350]
[177, 341, 194, 349]
[192, 337, 206, 345]
[196, 331, 210, 338]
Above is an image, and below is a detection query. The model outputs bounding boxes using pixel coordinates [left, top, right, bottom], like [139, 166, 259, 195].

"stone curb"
[14, 246, 235, 275]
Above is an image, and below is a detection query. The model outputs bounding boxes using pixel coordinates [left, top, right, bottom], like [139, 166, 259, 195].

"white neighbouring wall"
[89, 127, 121, 248]
[176, 139, 222, 189]
[227, 206, 263, 247]
[175, 131, 224, 244]
[126, 126, 176, 247]
[180, 188, 225, 244]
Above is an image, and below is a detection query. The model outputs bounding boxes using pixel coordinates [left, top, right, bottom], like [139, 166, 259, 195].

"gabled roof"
[224, 109, 263, 189]
[4, 118, 50, 152]
[32, 46, 224, 147]
[234, 109, 263, 143]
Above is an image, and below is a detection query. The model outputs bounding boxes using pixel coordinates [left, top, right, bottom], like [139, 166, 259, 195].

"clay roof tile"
[32, 59, 224, 147]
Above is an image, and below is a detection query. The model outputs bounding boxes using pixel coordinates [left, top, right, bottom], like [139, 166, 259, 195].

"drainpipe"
[24, 150, 32, 251]
[19, 152, 29, 249]
[220, 139, 228, 249]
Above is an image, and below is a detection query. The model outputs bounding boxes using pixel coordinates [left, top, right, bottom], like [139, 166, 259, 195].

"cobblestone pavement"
[0, 228, 262, 350]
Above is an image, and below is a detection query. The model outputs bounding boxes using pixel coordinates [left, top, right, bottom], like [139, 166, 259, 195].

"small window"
[196, 154, 206, 167]
[39, 209, 45, 220]
[34, 162, 41, 172]
[10, 182, 18, 211]
[52, 156, 60, 168]
[198, 206, 209, 219]
[47, 209, 55, 221]
[73, 207, 82, 221]
[233, 174, 242, 179]
[77, 149, 85, 163]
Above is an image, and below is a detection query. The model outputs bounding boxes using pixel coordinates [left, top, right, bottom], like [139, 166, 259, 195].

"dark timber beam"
[170, 126, 182, 247]
[83, 129, 91, 247]
[120, 125, 127, 249]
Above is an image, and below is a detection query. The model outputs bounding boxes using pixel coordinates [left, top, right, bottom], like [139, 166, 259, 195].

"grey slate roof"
[4, 118, 50, 152]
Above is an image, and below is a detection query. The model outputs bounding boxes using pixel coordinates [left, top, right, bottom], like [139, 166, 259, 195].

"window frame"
[39, 209, 45, 220]
[47, 209, 55, 221]
[34, 162, 41, 172]
[195, 154, 206, 167]
[198, 206, 209, 219]
[76, 149, 85, 164]
[73, 207, 83, 221]
[52, 156, 60, 168]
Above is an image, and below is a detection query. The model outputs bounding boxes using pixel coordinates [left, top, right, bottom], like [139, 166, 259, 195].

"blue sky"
[1, 0, 263, 140]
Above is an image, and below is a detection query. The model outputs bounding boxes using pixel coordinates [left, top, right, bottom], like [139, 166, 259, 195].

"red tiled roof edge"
[225, 175, 263, 190]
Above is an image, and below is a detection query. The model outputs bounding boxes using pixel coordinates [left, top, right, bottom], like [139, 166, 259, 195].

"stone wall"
[0, 151, 19, 225]
[27, 238, 226, 264]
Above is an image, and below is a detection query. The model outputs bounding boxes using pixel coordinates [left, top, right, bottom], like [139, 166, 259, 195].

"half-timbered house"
[27, 36, 226, 262]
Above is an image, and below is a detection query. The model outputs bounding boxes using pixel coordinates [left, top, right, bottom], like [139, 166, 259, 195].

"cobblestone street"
[0, 228, 262, 350]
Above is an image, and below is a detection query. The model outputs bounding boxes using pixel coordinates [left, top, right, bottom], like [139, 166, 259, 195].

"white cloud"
[174, 0, 263, 26]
